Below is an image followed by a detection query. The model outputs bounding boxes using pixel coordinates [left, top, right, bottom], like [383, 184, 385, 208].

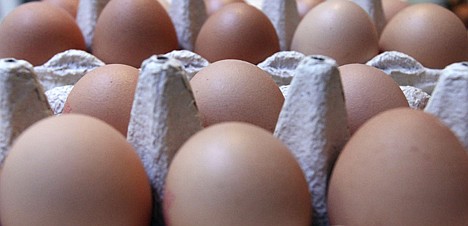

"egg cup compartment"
[1, 0, 468, 225]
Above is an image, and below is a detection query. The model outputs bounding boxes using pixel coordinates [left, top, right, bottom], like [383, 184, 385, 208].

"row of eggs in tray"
[0, 0, 468, 225]
[0, 49, 467, 225]
[0, 0, 467, 68]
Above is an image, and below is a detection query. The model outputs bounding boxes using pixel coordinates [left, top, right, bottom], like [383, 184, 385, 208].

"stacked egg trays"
[1, 0, 467, 225]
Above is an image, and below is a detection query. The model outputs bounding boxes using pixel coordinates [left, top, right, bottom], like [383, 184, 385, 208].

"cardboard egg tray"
[1, 0, 467, 225]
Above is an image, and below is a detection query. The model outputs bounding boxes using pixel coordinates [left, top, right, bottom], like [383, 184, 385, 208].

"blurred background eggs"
[0, 2, 85, 66]
[195, 2, 280, 64]
[92, 0, 178, 68]
[452, 2, 468, 28]
[291, 0, 379, 66]
[380, 3, 468, 69]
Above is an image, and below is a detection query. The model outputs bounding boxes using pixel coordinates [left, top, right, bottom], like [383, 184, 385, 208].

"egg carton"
[1, 0, 467, 225]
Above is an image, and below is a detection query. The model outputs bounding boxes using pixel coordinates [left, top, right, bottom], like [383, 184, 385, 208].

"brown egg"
[42, 0, 79, 18]
[63, 64, 139, 136]
[204, 0, 246, 16]
[291, 0, 379, 66]
[296, 0, 324, 18]
[381, 0, 409, 22]
[453, 3, 468, 28]
[328, 108, 468, 225]
[163, 122, 311, 225]
[339, 63, 409, 134]
[380, 3, 468, 69]
[190, 59, 284, 132]
[0, 2, 86, 66]
[0, 114, 152, 225]
[195, 3, 280, 64]
[92, 0, 178, 68]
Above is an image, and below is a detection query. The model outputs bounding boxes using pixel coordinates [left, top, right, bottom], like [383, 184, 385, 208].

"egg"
[296, 0, 324, 18]
[163, 122, 311, 225]
[42, 0, 79, 18]
[381, 0, 409, 22]
[63, 64, 139, 136]
[379, 3, 468, 69]
[452, 3, 468, 29]
[190, 59, 284, 132]
[0, 2, 86, 66]
[291, 0, 379, 65]
[204, 0, 246, 16]
[339, 63, 409, 134]
[0, 114, 152, 225]
[194, 3, 280, 64]
[92, 0, 178, 68]
[328, 108, 468, 225]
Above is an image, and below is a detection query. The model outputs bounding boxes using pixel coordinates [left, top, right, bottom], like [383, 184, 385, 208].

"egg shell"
[339, 63, 409, 134]
[328, 108, 468, 225]
[63, 64, 139, 136]
[190, 59, 284, 132]
[291, 0, 379, 66]
[0, 2, 86, 66]
[379, 3, 468, 69]
[453, 3, 468, 28]
[163, 122, 311, 225]
[296, 0, 324, 18]
[92, 0, 178, 68]
[0, 114, 152, 225]
[195, 2, 280, 64]
[381, 0, 409, 22]
[204, 0, 246, 15]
